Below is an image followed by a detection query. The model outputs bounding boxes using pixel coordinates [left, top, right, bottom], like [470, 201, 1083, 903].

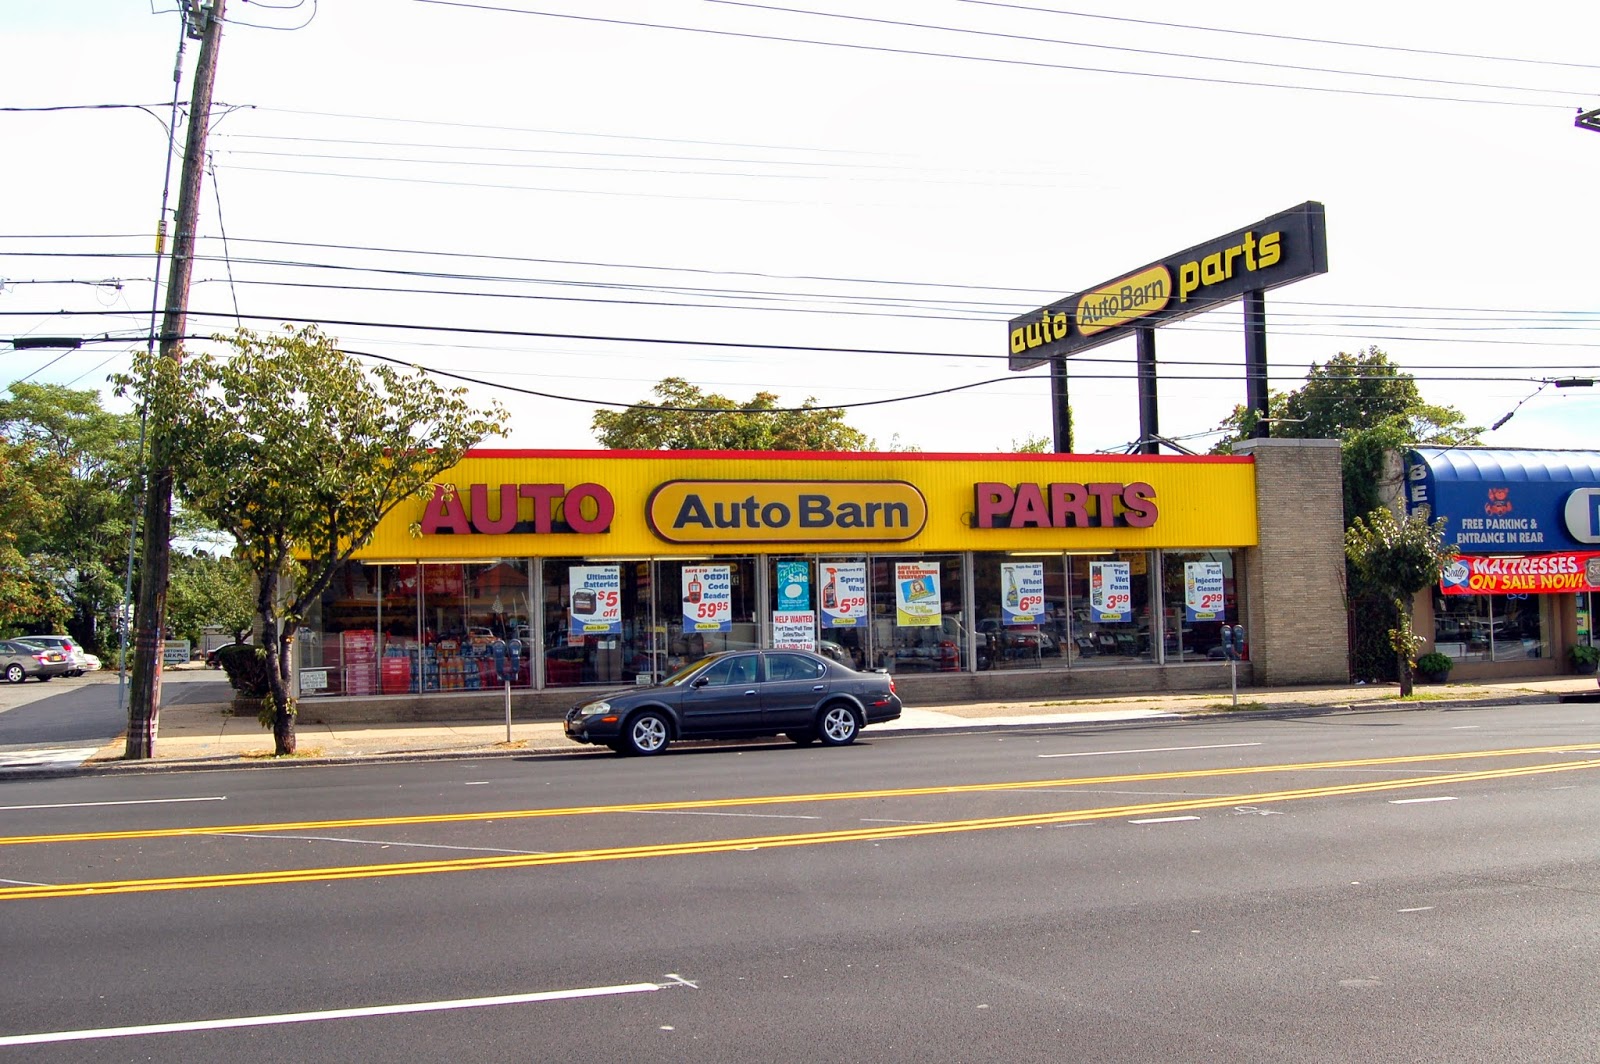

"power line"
[947, 0, 1600, 72]
[407, 0, 1576, 110]
[690, 0, 1593, 98]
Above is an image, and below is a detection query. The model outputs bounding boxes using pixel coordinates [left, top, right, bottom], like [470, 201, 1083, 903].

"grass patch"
[240, 746, 325, 760]
[1388, 692, 1451, 702]
[1204, 700, 1270, 712]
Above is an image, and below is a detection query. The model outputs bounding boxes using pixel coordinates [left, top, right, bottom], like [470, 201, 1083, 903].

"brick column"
[1233, 438, 1349, 685]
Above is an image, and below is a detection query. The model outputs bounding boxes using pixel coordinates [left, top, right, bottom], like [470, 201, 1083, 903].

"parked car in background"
[1, 639, 73, 683]
[565, 648, 902, 756]
[10, 635, 90, 676]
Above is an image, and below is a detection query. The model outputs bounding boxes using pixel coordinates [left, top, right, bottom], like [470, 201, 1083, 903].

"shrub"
[215, 642, 271, 697]
[1570, 644, 1599, 669]
[1415, 651, 1453, 678]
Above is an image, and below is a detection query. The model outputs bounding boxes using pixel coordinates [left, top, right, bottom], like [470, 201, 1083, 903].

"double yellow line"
[1, 746, 1596, 901]
[4, 742, 1595, 849]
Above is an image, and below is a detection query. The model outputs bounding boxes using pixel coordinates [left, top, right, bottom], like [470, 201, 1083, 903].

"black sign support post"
[1243, 289, 1270, 438]
[1050, 355, 1073, 453]
[1136, 326, 1159, 454]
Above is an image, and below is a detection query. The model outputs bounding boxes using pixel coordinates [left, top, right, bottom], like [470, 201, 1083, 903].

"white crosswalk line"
[0, 747, 99, 769]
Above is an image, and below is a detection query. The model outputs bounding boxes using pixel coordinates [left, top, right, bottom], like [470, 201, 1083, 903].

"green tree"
[1211, 348, 1481, 682]
[1344, 505, 1457, 697]
[592, 377, 872, 451]
[117, 326, 506, 755]
[0, 383, 140, 647]
[166, 549, 255, 648]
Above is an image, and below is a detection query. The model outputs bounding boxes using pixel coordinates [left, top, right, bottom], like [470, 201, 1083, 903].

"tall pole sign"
[1008, 202, 1328, 451]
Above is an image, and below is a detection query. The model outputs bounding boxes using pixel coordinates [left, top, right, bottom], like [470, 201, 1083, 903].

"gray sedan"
[565, 649, 902, 756]
[1, 639, 73, 683]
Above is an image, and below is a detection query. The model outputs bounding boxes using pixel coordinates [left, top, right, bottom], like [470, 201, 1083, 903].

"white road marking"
[463, 781, 490, 786]
[0, 796, 227, 812]
[0, 878, 50, 887]
[0, 980, 665, 1047]
[1040, 742, 1262, 759]
[0, 747, 100, 769]
[1130, 815, 1201, 825]
[1450, 725, 1481, 730]
[858, 818, 934, 824]
[1398, 907, 1435, 913]
[218, 832, 549, 855]
[1389, 796, 1458, 805]
[638, 810, 820, 820]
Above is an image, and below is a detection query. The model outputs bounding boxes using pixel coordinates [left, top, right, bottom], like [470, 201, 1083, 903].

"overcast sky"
[3, 0, 1597, 455]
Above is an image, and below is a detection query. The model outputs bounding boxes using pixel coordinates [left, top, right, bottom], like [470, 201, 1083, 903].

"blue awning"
[1406, 448, 1600, 553]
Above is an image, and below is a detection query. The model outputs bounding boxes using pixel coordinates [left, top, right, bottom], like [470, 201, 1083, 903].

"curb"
[13, 688, 1579, 780]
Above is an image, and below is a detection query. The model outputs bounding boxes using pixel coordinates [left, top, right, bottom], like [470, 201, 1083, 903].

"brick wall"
[1234, 438, 1349, 684]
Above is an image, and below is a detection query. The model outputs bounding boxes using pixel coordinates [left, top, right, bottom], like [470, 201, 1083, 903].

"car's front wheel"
[4, 664, 25, 684]
[621, 710, 671, 756]
[816, 704, 859, 746]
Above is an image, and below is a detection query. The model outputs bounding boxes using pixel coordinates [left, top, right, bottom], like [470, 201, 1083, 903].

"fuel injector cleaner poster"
[1184, 561, 1225, 622]
[1089, 560, 1131, 622]
[820, 562, 867, 628]
[568, 565, 621, 636]
[1000, 562, 1045, 624]
[682, 564, 731, 632]
[895, 561, 941, 627]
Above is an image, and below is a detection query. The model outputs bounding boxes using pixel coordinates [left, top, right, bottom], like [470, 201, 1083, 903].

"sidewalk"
[83, 674, 1600, 773]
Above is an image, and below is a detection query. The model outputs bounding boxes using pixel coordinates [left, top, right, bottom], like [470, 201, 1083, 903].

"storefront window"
[871, 555, 968, 673]
[541, 558, 659, 687]
[973, 553, 1067, 671]
[1494, 594, 1550, 662]
[1067, 551, 1156, 666]
[1434, 593, 1490, 662]
[301, 559, 385, 697]
[813, 557, 871, 670]
[1161, 550, 1239, 663]
[654, 557, 759, 674]
[1433, 593, 1551, 663]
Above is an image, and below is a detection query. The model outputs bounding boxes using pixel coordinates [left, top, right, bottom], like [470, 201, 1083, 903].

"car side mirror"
[691, 676, 709, 687]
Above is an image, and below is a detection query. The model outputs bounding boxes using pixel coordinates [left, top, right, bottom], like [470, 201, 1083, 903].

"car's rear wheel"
[816, 704, 859, 746]
[4, 664, 24, 684]
[786, 730, 817, 746]
[621, 710, 671, 756]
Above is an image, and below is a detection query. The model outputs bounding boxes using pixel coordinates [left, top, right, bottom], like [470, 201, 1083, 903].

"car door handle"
[744, 688, 758, 696]
[813, 685, 826, 691]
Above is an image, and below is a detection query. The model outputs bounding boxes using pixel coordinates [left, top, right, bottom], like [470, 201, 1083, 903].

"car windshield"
[660, 655, 723, 686]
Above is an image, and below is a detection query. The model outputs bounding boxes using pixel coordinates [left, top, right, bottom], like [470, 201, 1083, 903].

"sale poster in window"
[895, 561, 941, 627]
[568, 565, 621, 636]
[1001, 562, 1045, 625]
[682, 565, 732, 632]
[776, 560, 811, 612]
[1184, 561, 1225, 622]
[820, 562, 867, 628]
[772, 611, 817, 651]
[1089, 561, 1131, 622]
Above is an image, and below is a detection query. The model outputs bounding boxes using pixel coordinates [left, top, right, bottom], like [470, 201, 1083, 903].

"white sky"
[3, 0, 1597, 455]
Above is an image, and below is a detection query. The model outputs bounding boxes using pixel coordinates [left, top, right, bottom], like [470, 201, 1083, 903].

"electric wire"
[406, 0, 1578, 110]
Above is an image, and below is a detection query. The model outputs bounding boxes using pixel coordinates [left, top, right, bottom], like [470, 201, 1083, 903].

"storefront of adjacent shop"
[291, 441, 1350, 710]
[1407, 448, 1600, 676]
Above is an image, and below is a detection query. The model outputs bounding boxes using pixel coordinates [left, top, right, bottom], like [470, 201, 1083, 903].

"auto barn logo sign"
[1008, 201, 1328, 369]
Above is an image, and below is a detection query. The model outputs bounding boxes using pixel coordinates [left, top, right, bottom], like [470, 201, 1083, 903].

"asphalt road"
[3, 701, 1600, 1062]
[0, 674, 125, 750]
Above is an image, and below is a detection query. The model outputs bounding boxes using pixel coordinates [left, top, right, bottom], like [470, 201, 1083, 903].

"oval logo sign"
[1076, 264, 1172, 336]
[647, 480, 928, 544]
[1564, 487, 1600, 545]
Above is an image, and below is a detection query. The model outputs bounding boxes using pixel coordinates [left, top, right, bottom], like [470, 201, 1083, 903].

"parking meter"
[1220, 624, 1235, 661]
[1230, 625, 1247, 660]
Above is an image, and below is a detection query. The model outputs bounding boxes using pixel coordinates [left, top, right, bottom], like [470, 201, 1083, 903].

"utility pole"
[125, 0, 227, 759]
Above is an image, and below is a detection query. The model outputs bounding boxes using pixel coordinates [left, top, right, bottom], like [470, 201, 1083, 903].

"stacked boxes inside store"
[341, 629, 377, 696]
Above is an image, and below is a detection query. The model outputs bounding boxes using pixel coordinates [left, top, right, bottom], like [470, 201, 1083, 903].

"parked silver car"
[1, 639, 73, 683]
[12, 635, 90, 676]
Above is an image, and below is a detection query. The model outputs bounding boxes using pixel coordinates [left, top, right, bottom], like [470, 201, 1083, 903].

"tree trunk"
[257, 567, 297, 756]
[1395, 598, 1416, 698]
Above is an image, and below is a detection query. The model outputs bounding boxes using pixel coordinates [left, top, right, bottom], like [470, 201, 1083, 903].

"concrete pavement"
[74, 669, 1600, 774]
